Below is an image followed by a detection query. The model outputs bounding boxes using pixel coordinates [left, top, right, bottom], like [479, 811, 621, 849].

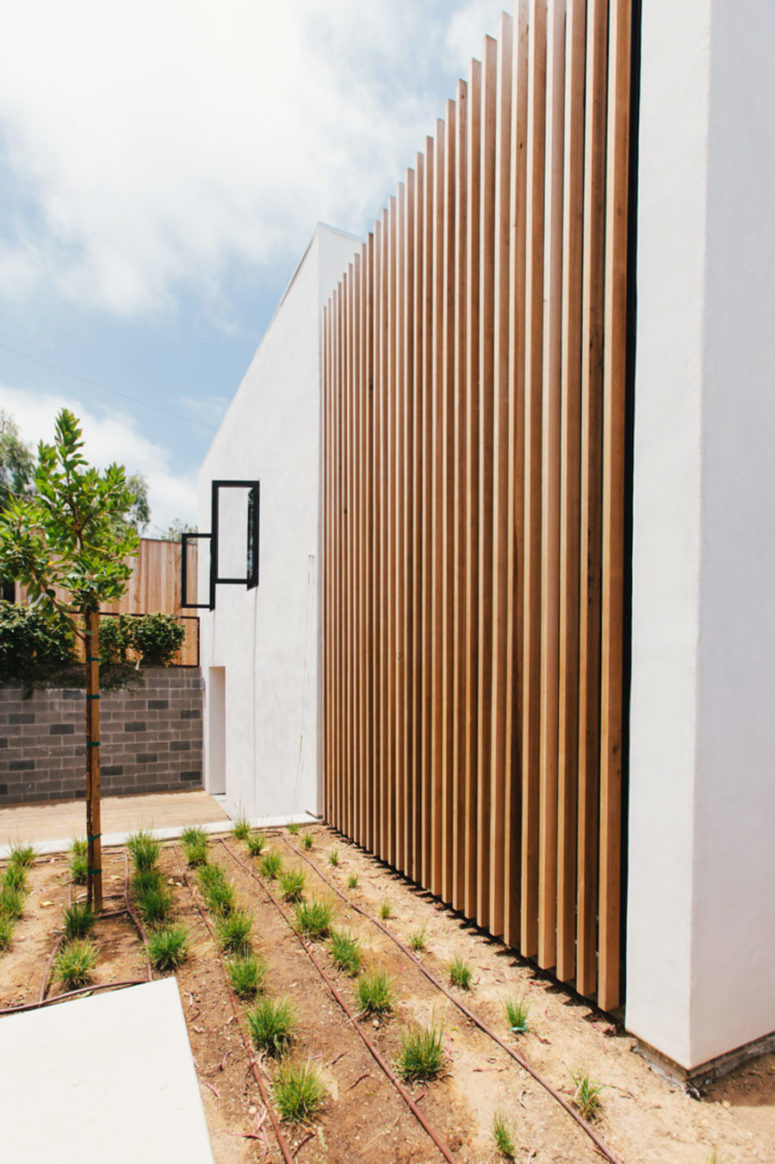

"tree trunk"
[85, 609, 103, 912]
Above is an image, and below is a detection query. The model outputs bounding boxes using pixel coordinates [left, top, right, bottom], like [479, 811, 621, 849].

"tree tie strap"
[86, 694, 101, 700]
[87, 867, 102, 876]
[87, 656, 101, 662]
[86, 740, 100, 747]
[88, 833, 101, 842]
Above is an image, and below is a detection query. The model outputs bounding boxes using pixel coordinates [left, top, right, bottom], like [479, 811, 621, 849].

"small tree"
[0, 410, 139, 910]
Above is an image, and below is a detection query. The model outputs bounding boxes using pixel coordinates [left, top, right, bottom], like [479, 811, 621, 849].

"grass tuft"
[328, 847, 339, 867]
[409, 927, 426, 952]
[294, 898, 332, 940]
[279, 867, 306, 903]
[197, 864, 235, 915]
[0, 914, 15, 950]
[232, 815, 252, 840]
[357, 968, 394, 1015]
[571, 1070, 605, 1121]
[9, 843, 35, 869]
[127, 830, 161, 872]
[448, 955, 473, 991]
[55, 939, 97, 989]
[69, 837, 88, 885]
[493, 1111, 517, 1159]
[396, 1024, 445, 1082]
[329, 929, 363, 976]
[63, 901, 95, 940]
[0, 884, 24, 920]
[347, 873, 359, 890]
[131, 867, 162, 896]
[302, 832, 314, 850]
[274, 1059, 325, 1124]
[246, 832, 267, 858]
[216, 908, 253, 956]
[247, 995, 296, 1056]
[505, 995, 530, 1035]
[136, 883, 174, 928]
[227, 953, 266, 999]
[259, 851, 283, 881]
[3, 863, 27, 892]
[379, 899, 392, 920]
[286, 822, 300, 836]
[147, 924, 189, 971]
[181, 826, 209, 867]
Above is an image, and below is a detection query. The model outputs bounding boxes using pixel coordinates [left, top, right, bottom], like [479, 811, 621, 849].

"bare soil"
[1, 826, 773, 1163]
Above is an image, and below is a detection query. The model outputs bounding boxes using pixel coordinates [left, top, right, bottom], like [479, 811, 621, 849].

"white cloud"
[1, 384, 197, 532]
[0, 0, 512, 319]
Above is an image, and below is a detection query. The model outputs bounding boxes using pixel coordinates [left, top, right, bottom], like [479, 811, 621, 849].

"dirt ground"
[1, 825, 773, 1163]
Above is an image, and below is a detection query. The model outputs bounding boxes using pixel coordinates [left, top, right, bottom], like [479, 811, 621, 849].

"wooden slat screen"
[322, 0, 632, 1010]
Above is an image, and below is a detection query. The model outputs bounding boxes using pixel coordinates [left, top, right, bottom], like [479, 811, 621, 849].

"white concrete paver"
[0, 978, 214, 1163]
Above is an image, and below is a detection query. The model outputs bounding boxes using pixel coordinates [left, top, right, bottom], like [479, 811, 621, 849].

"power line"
[0, 339, 218, 433]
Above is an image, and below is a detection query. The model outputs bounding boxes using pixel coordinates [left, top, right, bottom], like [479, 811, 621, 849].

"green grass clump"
[55, 939, 97, 990]
[3, 863, 27, 892]
[357, 968, 394, 1015]
[379, 899, 392, 920]
[246, 996, 296, 1056]
[328, 847, 339, 867]
[197, 864, 235, 915]
[0, 884, 24, 920]
[9, 843, 35, 869]
[329, 929, 362, 976]
[493, 1111, 517, 1159]
[131, 868, 162, 898]
[146, 924, 189, 971]
[570, 1071, 604, 1121]
[232, 815, 251, 840]
[0, 914, 14, 950]
[246, 832, 266, 858]
[216, 908, 253, 956]
[294, 898, 332, 940]
[286, 822, 300, 836]
[505, 995, 530, 1035]
[448, 955, 473, 991]
[409, 927, 426, 951]
[127, 830, 161, 872]
[136, 883, 174, 928]
[302, 832, 314, 851]
[259, 851, 283, 881]
[181, 826, 209, 867]
[279, 867, 306, 903]
[63, 902, 95, 940]
[347, 873, 358, 890]
[274, 1059, 325, 1124]
[69, 838, 88, 885]
[227, 953, 266, 999]
[396, 1024, 445, 1082]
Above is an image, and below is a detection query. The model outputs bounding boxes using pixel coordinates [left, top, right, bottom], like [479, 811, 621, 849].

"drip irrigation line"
[172, 846, 296, 1164]
[39, 934, 65, 1004]
[282, 836, 624, 1164]
[124, 853, 154, 981]
[1, 980, 148, 1017]
[221, 839, 459, 1164]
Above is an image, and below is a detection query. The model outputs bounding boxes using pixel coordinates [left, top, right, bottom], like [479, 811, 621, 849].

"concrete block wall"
[0, 668, 203, 804]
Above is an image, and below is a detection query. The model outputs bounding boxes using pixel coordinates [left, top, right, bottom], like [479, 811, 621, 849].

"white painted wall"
[198, 224, 359, 821]
[628, 0, 775, 1068]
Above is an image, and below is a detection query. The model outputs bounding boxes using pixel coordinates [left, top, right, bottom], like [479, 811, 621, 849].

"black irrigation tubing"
[171, 846, 296, 1164]
[281, 835, 624, 1164]
[123, 853, 154, 982]
[1, 980, 148, 1017]
[220, 838, 460, 1164]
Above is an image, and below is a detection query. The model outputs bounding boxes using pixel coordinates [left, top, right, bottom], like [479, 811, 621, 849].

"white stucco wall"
[197, 224, 359, 821]
[628, 0, 775, 1068]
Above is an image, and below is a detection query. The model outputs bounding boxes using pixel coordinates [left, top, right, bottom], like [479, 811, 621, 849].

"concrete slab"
[0, 978, 214, 1163]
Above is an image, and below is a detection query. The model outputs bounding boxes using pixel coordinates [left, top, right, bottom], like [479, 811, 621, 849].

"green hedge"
[0, 601, 76, 685]
[100, 612, 185, 668]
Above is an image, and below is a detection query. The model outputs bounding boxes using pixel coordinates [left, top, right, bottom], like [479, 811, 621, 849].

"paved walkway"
[0, 790, 230, 853]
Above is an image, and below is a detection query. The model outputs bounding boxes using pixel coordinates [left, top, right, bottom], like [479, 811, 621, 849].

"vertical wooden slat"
[556, 0, 587, 983]
[538, 0, 566, 971]
[420, 136, 435, 889]
[394, 184, 406, 872]
[431, 118, 446, 900]
[372, 221, 383, 855]
[599, 0, 632, 1014]
[386, 197, 397, 867]
[410, 152, 425, 883]
[353, 252, 363, 846]
[488, 13, 513, 940]
[365, 233, 376, 854]
[463, 61, 482, 920]
[401, 172, 415, 876]
[521, 0, 548, 959]
[451, 77, 469, 914]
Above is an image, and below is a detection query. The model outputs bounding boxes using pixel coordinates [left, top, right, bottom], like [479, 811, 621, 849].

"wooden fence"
[322, 0, 633, 1011]
[18, 538, 199, 667]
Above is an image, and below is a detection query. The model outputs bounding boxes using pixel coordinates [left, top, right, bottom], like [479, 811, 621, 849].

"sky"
[0, 0, 508, 533]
